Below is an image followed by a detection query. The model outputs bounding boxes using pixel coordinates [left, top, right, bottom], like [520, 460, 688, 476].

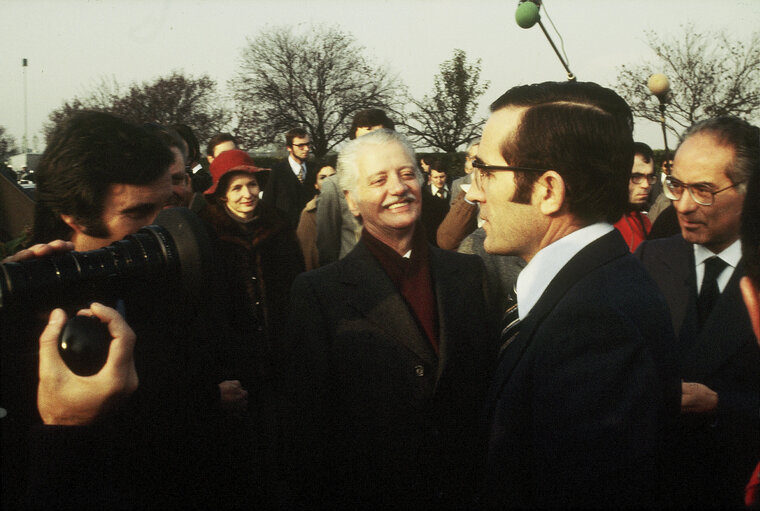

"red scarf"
[361, 226, 439, 353]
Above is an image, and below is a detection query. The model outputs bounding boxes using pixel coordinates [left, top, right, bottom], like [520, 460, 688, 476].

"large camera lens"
[0, 207, 212, 311]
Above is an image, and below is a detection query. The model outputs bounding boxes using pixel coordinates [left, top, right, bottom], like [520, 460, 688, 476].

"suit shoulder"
[636, 234, 686, 261]
[269, 159, 292, 174]
[431, 246, 484, 271]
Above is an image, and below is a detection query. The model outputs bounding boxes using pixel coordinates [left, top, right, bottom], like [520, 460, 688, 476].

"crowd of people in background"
[1, 80, 759, 510]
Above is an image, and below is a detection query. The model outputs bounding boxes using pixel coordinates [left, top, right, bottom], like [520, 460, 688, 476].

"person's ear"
[740, 276, 760, 343]
[60, 214, 86, 235]
[534, 170, 565, 216]
[344, 190, 361, 218]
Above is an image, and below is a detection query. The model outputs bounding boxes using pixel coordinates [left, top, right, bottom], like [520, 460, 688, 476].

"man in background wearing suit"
[282, 129, 494, 509]
[636, 116, 760, 508]
[421, 160, 450, 246]
[469, 81, 680, 509]
[262, 127, 316, 228]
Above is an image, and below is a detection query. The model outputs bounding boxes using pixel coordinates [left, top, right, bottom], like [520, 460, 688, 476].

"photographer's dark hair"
[349, 109, 395, 140]
[32, 111, 173, 244]
[490, 81, 634, 224]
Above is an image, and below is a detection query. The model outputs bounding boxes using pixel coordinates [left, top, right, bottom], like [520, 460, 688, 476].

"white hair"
[337, 129, 423, 195]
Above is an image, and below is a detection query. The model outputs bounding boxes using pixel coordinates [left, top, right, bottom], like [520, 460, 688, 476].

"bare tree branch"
[402, 49, 489, 153]
[615, 26, 760, 142]
[231, 25, 405, 157]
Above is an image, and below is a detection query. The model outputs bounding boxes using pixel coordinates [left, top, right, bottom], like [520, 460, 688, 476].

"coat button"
[414, 365, 424, 377]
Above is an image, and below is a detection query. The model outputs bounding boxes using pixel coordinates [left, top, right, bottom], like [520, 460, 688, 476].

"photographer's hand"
[38, 303, 139, 425]
[2, 239, 74, 263]
[219, 380, 249, 412]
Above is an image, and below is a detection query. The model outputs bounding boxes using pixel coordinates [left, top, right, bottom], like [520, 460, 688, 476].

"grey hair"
[679, 116, 760, 194]
[337, 128, 423, 195]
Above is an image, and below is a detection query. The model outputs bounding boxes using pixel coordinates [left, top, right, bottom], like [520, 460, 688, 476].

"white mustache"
[382, 193, 417, 208]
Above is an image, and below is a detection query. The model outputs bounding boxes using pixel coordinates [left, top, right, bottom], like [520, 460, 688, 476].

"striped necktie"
[499, 290, 520, 355]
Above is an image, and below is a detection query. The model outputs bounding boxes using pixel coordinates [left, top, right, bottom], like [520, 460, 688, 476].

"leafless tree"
[615, 26, 760, 139]
[231, 25, 405, 157]
[0, 125, 19, 162]
[403, 49, 489, 153]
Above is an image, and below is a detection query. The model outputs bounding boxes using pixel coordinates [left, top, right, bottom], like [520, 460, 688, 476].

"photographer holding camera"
[1, 111, 243, 508]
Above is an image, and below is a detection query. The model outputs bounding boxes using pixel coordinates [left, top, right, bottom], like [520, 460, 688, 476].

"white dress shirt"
[288, 155, 306, 180]
[515, 223, 614, 320]
[694, 238, 741, 293]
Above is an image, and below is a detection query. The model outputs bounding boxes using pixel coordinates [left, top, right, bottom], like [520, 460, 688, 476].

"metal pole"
[537, 20, 576, 82]
[22, 58, 28, 154]
[658, 102, 671, 173]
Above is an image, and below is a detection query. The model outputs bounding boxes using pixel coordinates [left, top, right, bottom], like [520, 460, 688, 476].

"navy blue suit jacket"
[482, 230, 680, 509]
[636, 235, 760, 507]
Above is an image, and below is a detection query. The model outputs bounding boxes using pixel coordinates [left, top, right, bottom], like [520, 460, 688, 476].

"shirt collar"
[288, 155, 304, 175]
[515, 223, 614, 320]
[693, 238, 741, 269]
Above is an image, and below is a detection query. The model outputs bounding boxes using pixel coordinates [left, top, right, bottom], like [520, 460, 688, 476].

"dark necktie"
[437, 188, 445, 199]
[697, 256, 728, 330]
[499, 290, 520, 355]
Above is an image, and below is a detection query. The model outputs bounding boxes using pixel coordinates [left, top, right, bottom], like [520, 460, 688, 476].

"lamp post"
[647, 73, 671, 172]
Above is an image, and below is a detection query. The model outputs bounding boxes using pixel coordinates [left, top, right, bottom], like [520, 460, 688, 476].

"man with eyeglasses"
[636, 115, 760, 509]
[613, 141, 656, 251]
[262, 127, 317, 228]
[469, 81, 679, 509]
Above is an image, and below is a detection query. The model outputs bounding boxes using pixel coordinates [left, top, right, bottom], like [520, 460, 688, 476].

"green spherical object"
[515, 1, 540, 29]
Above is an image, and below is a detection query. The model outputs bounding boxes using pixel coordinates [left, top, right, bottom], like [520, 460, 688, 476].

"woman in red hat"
[200, 149, 304, 504]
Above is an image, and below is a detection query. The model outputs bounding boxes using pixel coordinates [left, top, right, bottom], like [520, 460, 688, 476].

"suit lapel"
[429, 248, 462, 386]
[657, 237, 696, 337]
[340, 242, 437, 368]
[486, 230, 628, 413]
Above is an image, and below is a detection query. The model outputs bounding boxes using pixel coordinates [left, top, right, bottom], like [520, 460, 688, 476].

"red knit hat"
[206, 149, 269, 195]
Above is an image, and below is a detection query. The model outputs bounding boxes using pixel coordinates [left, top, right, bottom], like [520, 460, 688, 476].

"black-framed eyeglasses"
[472, 159, 550, 175]
[631, 173, 657, 185]
[663, 175, 744, 206]
[291, 142, 312, 149]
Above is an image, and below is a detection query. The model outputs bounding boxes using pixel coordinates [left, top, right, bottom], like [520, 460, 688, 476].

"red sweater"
[614, 211, 651, 252]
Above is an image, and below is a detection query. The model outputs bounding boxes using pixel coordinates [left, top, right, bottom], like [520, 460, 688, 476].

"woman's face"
[223, 174, 260, 219]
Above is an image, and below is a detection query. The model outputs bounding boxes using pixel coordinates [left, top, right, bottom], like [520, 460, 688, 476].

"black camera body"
[0, 208, 214, 374]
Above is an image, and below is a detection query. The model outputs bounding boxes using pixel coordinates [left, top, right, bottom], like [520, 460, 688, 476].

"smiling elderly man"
[281, 129, 494, 509]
